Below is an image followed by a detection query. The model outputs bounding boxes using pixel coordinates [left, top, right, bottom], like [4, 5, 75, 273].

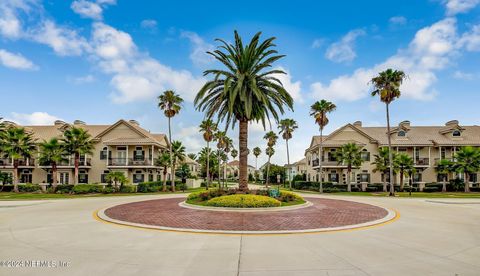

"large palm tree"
[265, 146, 275, 187]
[310, 100, 336, 193]
[395, 153, 414, 192]
[194, 31, 294, 192]
[370, 68, 406, 196]
[1, 127, 36, 192]
[170, 140, 186, 192]
[199, 119, 217, 190]
[155, 152, 171, 192]
[436, 159, 454, 192]
[38, 138, 67, 189]
[278, 118, 298, 190]
[454, 146, 480, 192]
[61, 127, 94, 185]
[335, 143, 363, 192]
[158, 90, 184, 190]
[372, 147, 394, 192]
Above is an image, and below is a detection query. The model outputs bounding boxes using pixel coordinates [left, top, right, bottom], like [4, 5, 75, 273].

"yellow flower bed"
[205, 194, 282, 208]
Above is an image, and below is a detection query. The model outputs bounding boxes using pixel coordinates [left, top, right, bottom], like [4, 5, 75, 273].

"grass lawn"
[0, 187, 207, 200]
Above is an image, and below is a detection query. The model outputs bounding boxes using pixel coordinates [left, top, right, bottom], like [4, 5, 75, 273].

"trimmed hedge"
[18, 184, 41, 192]
[423, 186, 439, 193]
[137, 181, 186, 193]
[205, 194, 281, 208]
[72, 184, 102, 194]
[278, 190, 304, 203]
[55, 184, 74, 194]
[119, 185, 136, 193]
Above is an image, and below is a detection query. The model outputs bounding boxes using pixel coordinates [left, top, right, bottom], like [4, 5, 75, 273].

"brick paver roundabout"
[99, 197, 395, 234]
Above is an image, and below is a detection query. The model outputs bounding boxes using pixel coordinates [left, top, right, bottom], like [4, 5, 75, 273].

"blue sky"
[1, 0, 480, 166]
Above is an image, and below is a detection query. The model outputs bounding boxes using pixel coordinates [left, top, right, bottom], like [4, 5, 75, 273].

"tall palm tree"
[310, 100, 336, 193]
[215, 130, 228, 187]
[1, 127, 36, 192]
[223, 137, 233, 188]
[395, 153, 414, 192]
[335, 143, 363, 192]
[155, 152, 171, 192]
[158, 90, 184, 191]
[195, 31, 294, 192]
[199, 119, 217, 190]
[265, 146, 275, 187]
[278, 118, 298, 190]
[264, 131, 278, 187]
[170, 140, 186, 192]
[454, 146, 480, 192]
[38, 138, 67, 189]
[253, 147, 261, 183]
[436, 159, 454, 192]
[370, 69, 406, 196]
[61, 127, 94, 185]
[372, 147, 393, 192]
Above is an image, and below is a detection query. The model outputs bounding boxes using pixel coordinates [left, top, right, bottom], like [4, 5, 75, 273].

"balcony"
[414, 158, 430, 166]
[108, 158, 153, 167]
[0, 158, 35, 167]
[311, 158, 342, 167]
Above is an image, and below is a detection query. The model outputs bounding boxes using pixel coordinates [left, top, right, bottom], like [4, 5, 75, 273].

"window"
[413, 172, 422, 183]
[360, 150, 370, 161]
[133, 170, 144, 183]
[134, 147, 145, 161]
[100, 147, 108, 160]
[441, 147, 446, 159]
[59, 173, 69, 184]
[101, 170, 110, 183]
[358, 173, 370, 183]
[452, 130, 461, 137]
[469, 173, 477, 183]
[79, 170, 88, 184]
[148, 174, 154, 182]
[398, 130, 406, 137]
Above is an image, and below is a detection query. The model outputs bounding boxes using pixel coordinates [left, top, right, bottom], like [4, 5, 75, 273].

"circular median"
[97, 197, 396, 234]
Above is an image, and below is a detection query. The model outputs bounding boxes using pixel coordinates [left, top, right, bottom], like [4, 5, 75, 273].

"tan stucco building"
[304, 120, 480, 188]
[0, 119, 173, 185]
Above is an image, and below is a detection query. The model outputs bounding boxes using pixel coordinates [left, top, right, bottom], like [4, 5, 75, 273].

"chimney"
[73, 120, 86, 125]
[399, 120, 410, 127]
[129, 120, 140, 126]
[353, 121, 362, 127]
[445, 120, 459, 126]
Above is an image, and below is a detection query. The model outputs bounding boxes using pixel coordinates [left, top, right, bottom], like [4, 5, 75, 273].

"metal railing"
[414, 158, 429, 166]
[0, 158, 35, 166]
[108, 158, 153, 166]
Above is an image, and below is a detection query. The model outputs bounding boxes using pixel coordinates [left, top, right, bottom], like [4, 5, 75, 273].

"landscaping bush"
[367, 183, 385, 192]
[18, 184, 41, 192]
[55, 184, 74, 194]
[470, 187, 480, 192]
[449, 179, 465, 192]
[205, 194, 281, 208]
[278, 190, 304, 203]
[350, 186, 361, 192]
[323, 187, 346, 193]
[102, 186, 116, 193]
[137, 182, 161, 192]
[423, 186, 439, 193]
[72, 184, 102, 194]
[119, 185, 136, 193]
[0, 184, 14, 192]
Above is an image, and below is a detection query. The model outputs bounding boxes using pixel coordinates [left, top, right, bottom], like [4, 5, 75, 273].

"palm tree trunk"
[319, 128, 324, 193]
[286, 138, 291, 190]
[217, 149, 221, 189]
[347, 167, 351, 192]
[266, 156, 271, 188]
[442, 175, 447, 192]
[206, 141, 210, 190]
[162, 169, 167, 192]
[385, 103, 395, 196]
[171, 160, 176, 192]
[168, 117, 174, 191]
[255, 157, 258, 183]
[52, 163, 58, 190]
[13, 161, 19, 193]
[464, 172, 470, 192]
[74, 153, 79, 185]
[382, 174, 387, 192]
[238, 119, 248, 192]
[400, 170, 404, 191]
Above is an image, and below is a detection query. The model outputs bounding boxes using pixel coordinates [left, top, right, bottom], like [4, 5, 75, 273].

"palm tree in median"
[39, 138, 67, 190]
[170, 140, 186, 192]
[278, 118, 298, 190]
[435, 159, 454, 192]
[199, 119, 217, 190]
[335, 143, 363, 192]
[155, 152, 171, 192]
[223, 137, 233, 188]
[195, 31, 294, 192]
[310, 100, 336, 193]
[62, 127, 94, 185]
[370, 68, 406, 196]
[264, 131, 278, 187]
[215, 130, 228, 188]
[454, 146, 480, 193]
[265, 146, 275, 187]
[1, 127, 36, 192]
[372, 147, 393, 192]
[253, 147, 261, 183]
[158, 90, 184, 191]
[395, 153, 414, 192]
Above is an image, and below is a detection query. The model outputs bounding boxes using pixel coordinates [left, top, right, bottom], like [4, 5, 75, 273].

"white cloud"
[453, 70, 475, 80]
[389, 16, 407, 25]
[180, 31, 214, 66]
[272, 67, 303, 103]
[325, 29, 365, 63]
[69, 74, 95, 84]
[311, 38, 325, 49]
[445, 0, 480, 15]
[458, 24, 480, 51]
[0, 49, 37, 70]
[311, 18, 460, 102]
[177, 126, 203, 153]
[71, 0, 116, 20]
[141, 19, 157, 29]
[8, 112, 61, 125]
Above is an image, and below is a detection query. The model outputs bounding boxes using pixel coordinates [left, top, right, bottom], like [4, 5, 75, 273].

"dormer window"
[398, 130, 406, 137]
[452, 130, 461, 137]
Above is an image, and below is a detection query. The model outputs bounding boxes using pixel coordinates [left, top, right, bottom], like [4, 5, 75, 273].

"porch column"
[106, 145, 110, 165]
[439, 146, 441, 159]
[151, 145, 154, 165]
[125, 146, 129, 166]
[428, 147, 431, 166]
[413, 147, 416, 163]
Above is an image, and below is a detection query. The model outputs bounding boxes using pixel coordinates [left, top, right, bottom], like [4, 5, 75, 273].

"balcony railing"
[0, 158, 35, 166]
[414, 158, 430, 166]
[108, 158, 153, 166]
[57, 158, 92, 167]
[311, 158, 341, 167]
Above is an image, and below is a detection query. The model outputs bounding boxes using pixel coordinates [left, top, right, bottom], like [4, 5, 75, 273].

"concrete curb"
[179, 200, 312, 212]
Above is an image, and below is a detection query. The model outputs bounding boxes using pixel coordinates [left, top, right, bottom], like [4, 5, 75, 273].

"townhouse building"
[304, 120, 480, 189]
[0, 119, 172, 185]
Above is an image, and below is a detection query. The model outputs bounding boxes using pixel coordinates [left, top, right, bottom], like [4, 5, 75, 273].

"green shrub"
[102, 186, 116, 193]
[350, 186, 361, 192]
[278, 191, 304, 203]
[137, 182, 161, 192]
[72, 184, 102, 194]
[423, 186, 439, 193]
[18, 184, 41, 192]
[205, 194, 281, 208]
[119, 185, 136, 193]
[55, 184, 74, 194]
[323, 187, 346, 193]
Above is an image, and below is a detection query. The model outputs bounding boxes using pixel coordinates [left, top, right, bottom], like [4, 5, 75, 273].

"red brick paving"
[104, 197, 388, 231]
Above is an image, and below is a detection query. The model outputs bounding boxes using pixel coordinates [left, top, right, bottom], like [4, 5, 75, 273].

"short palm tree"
[335, 143, 363, 192]
[265, 146, 275, 187]
[155, 152, 171, 192]
[1, 127, 36, 192]
[454, 146, 480, 192]
[253, 147, 261, 183]
[38, 138, 67, 189]
[105, 171, 128, 191]
[278, 118, 298, 190]
[61, 127, 94, 185]
[372, 147, 393, 192]
[264, 131, 278, 187]
[436, 159, 454, 192]
[171, 140, 186, 192]
[199, 119, 217, 189]
[195, 31, 294, 191]
[395, 153, 414, 192]
[158, 90, 184, 191]
[310, 100, 336, 193]
[223, 137, 233, 188]
[370, 68, 406, 196]
[215, 130, 228, 187]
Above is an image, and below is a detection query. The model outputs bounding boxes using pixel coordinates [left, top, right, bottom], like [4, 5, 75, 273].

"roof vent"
[129, 120, 139, 126]
[399, 120, 410, 127]
[445, 120, 459, 126]
[54, 120, 66, 126]
[73, 120, 86, 125]
[353, 121, 362, 127]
